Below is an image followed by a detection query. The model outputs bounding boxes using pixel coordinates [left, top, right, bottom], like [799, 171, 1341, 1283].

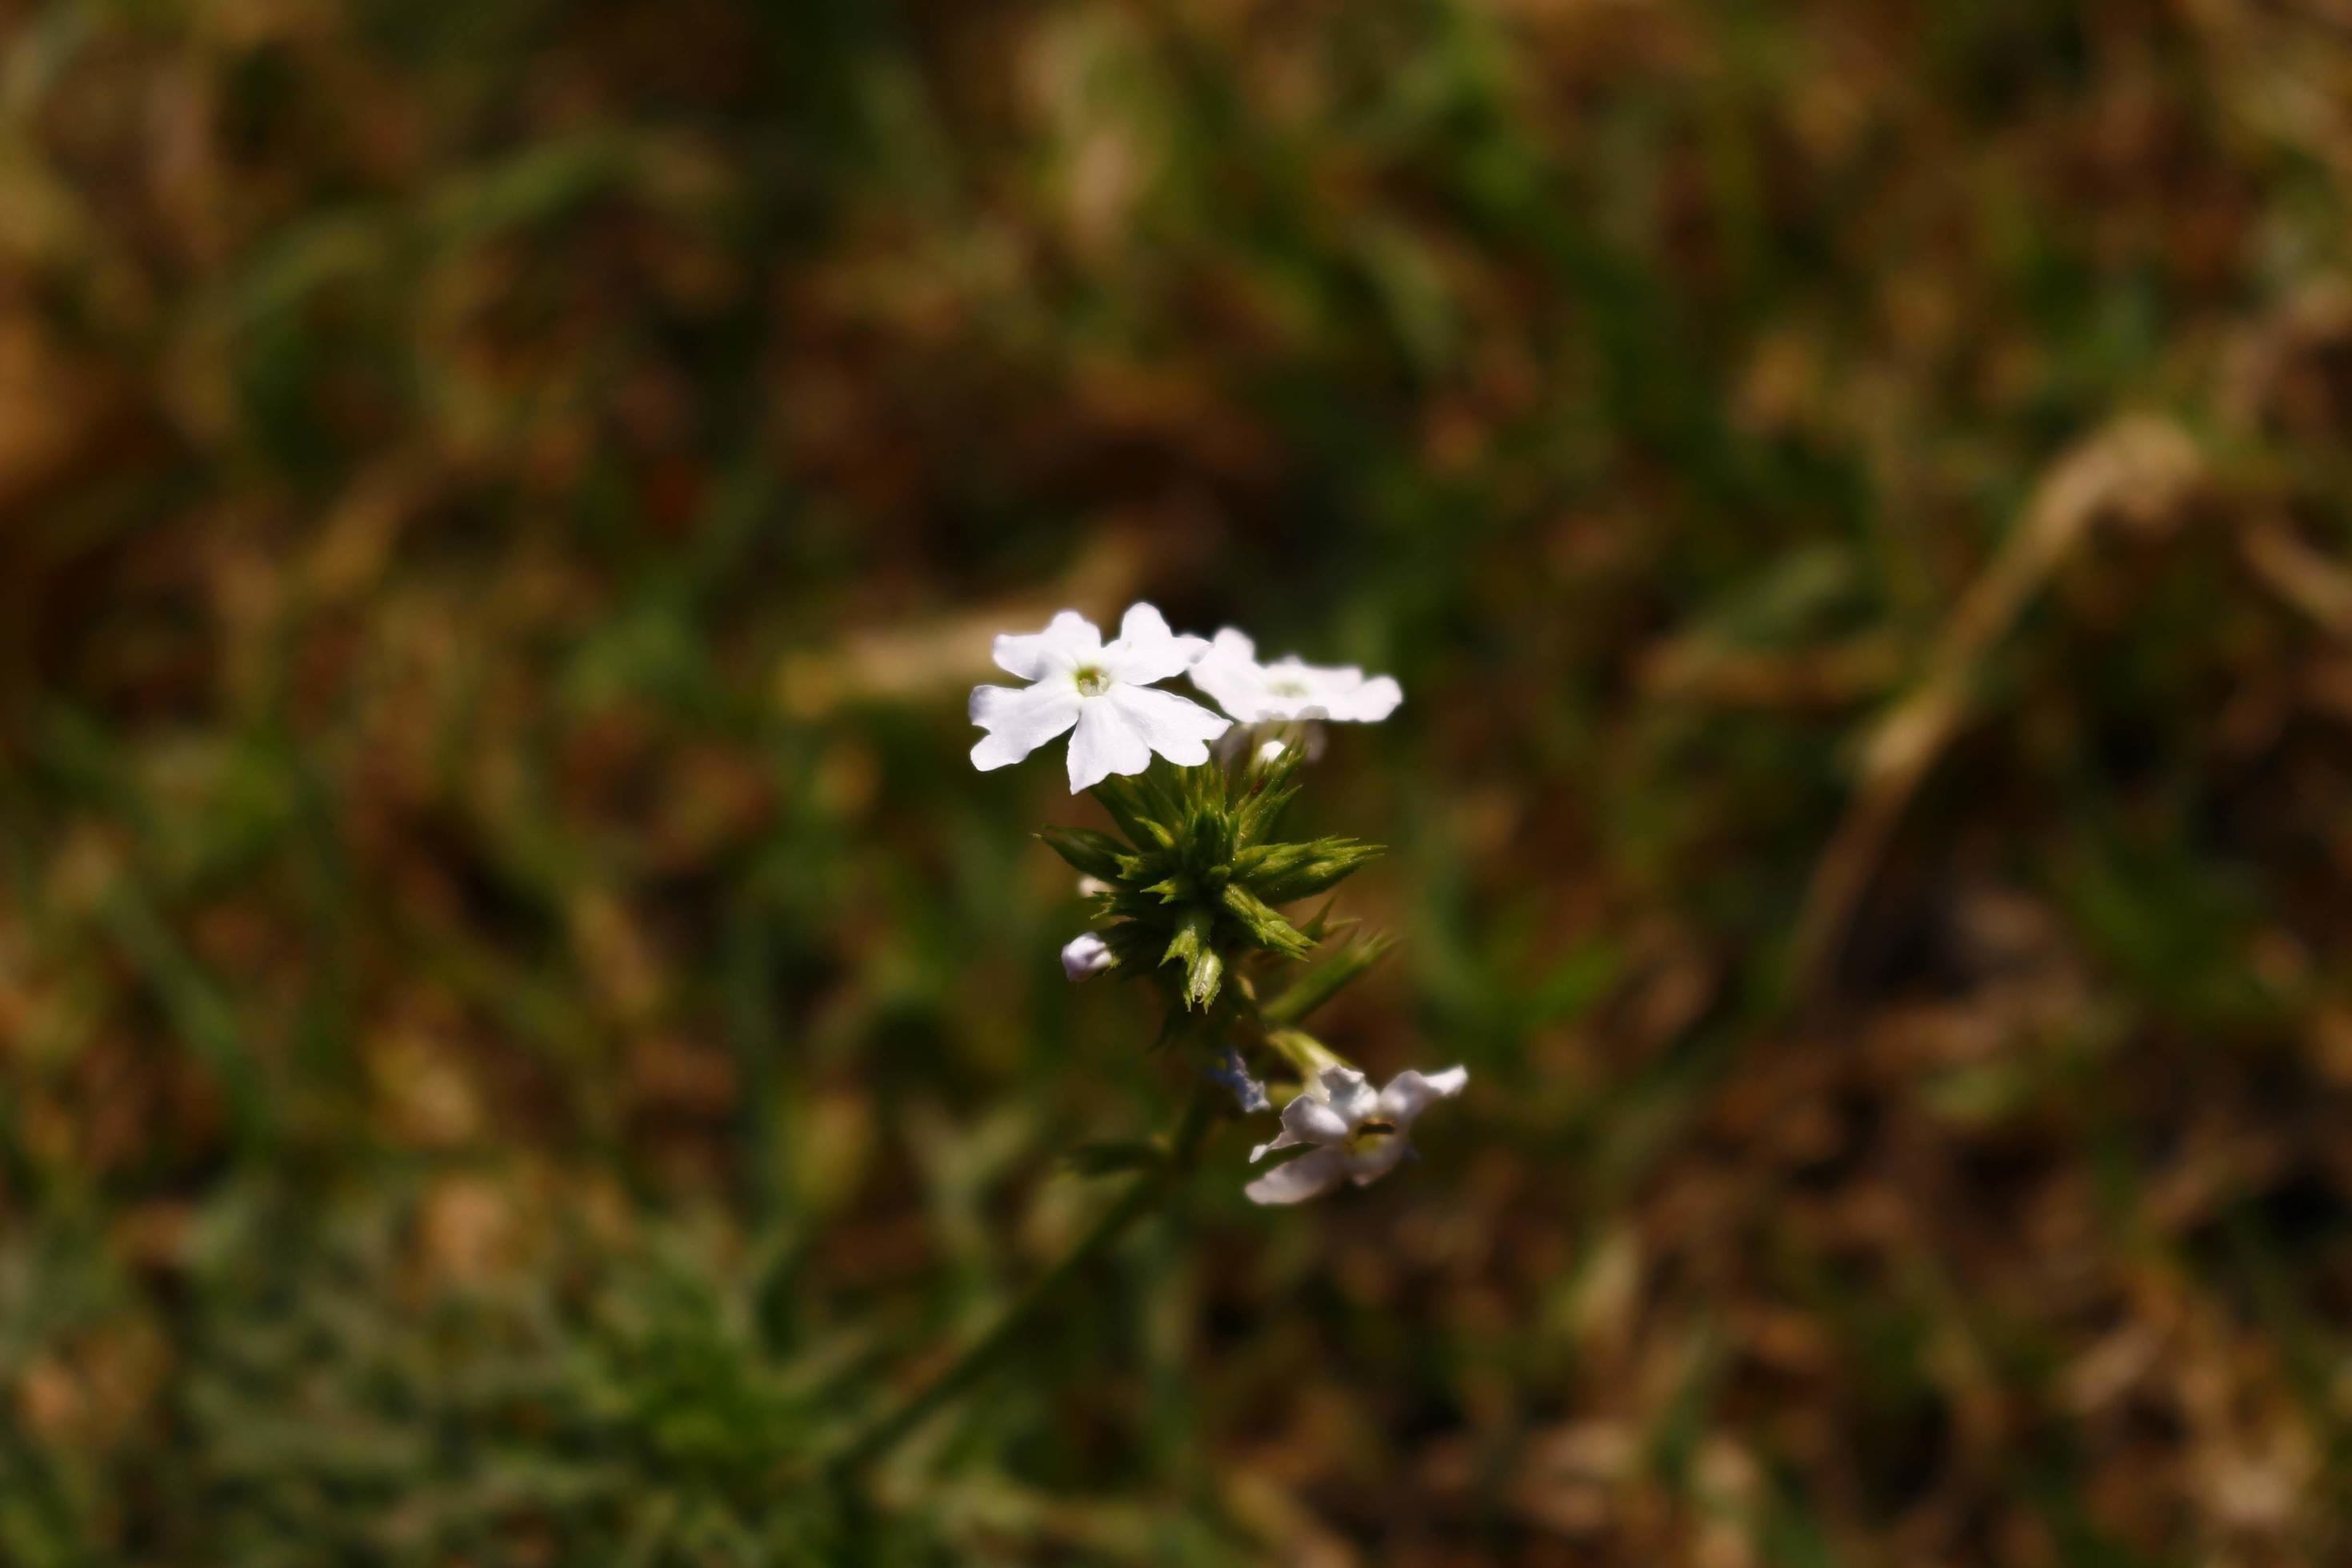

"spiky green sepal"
[1063, 755, 1383, 1010]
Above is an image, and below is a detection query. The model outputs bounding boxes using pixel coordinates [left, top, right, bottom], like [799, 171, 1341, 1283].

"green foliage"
[1259, 935, 1398, 1030]
[8, 0, 2352, 1559]
[1078, 758, 1383, 1010]
[1229, 840, 1386, 906]
[1036, 826, 1128, 883]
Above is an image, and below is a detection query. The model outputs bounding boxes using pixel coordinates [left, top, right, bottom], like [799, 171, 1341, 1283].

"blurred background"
[5, 0, 2352, 1561]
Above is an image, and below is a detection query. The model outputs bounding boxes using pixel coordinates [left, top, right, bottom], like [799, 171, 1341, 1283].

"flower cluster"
[970, 602, 1464, 1206]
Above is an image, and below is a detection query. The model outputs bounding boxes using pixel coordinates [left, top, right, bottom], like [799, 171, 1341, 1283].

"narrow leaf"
[1236, 838, 1386, 903]
[1260, 934, 1397, 1026]
[1038, 826, 1127, 881]
[1219, 882, 1313, 958]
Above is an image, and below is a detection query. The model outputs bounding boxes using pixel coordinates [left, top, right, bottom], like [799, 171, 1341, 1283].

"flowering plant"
[976, 600, 1463, 1193]
[830, 602, 1462, 1479]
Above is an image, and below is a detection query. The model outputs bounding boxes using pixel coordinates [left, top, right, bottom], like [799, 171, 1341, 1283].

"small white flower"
[1244, 1062, 1467, 1206]
[1188, 629, 1403, 725]
[1061, 932, 1114, 981]
[970, 604, 1233, 792]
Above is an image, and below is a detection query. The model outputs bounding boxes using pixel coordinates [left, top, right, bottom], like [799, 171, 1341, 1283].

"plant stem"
[826, 1082, 1218, 1480]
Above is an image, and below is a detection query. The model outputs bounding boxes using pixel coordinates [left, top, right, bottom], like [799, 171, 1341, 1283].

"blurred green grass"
[6, 0, 2352, 1561]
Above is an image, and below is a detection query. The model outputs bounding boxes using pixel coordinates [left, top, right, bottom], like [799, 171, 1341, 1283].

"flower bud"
[1061, 932, 1115, 981]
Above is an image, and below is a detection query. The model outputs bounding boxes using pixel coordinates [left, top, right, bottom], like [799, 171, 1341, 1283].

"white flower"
[1243, 1062, 1468, 1206]
[1061, 932, 1114, 981]
[1188, 629, 1403, 725]
[970, 604, 1233, 792]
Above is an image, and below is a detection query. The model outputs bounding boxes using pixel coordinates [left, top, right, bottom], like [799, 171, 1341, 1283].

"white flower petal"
[1106, 684, 1230, 767]
[1243, 1147, 1350, 1206]
[1120, 602, 1174, 644]
[1188, 633, 1402, 726]
[969, 683, 1082, 770]
[1377, 1066, 1469, 1124]
[993, 610, 1101, 680]
[1185, 631, 1266, 720]
[1277, 1092, 1351, 1150]
[1102, 602, 1208, 685]
[1317, 1066, 1378, 1126]
[1061, 932, 1114, 981]
[1065, 698, 1152, 793]
[1349, 674, 1404, 722]
[1249, 1126, 1306, 1162]
[1260, 661, 1348, 720]
[1207, 628, 1257, 661]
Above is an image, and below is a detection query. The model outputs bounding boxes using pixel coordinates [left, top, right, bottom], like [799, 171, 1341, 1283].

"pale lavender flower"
[1244, 1063, 1467, 1206]
[1061, 932, 1115, 981]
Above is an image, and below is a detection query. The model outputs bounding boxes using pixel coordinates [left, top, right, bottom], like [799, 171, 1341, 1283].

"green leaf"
[1218, 883, 1312, 958]
[1234, 838, 1385, 903]
[1090, 775, 1172, 851]
[1204, 804, 1238, 853]
[1162, 908, 1225, 1010]
[1295, 897, 1357, 942]
[1162, 906, 1211, 968]
[1038, 826, 1127, 882]
[1260, 934, 1397, 1026]
[1134, 759, 1191, 825]
[1234, 782, 1300, 847]
[1185, 947, 1225, 1009]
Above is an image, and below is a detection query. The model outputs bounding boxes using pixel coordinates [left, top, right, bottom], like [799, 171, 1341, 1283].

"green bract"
[1039, 745, 1383, 1013]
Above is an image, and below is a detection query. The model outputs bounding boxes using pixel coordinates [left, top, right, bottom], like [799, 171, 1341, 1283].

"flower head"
[1061, 932, 1115, 981]
[1189, 629, 1403, 725]
[1036, 737, 1386, 1010]
[970, 604, 1233, 792]
[1243, 1062, 1467, 1206]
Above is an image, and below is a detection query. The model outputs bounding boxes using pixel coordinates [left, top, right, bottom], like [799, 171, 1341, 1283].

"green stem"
[826, 1082, 1218, 1480]
[1260, 1026, 1346, 1081]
